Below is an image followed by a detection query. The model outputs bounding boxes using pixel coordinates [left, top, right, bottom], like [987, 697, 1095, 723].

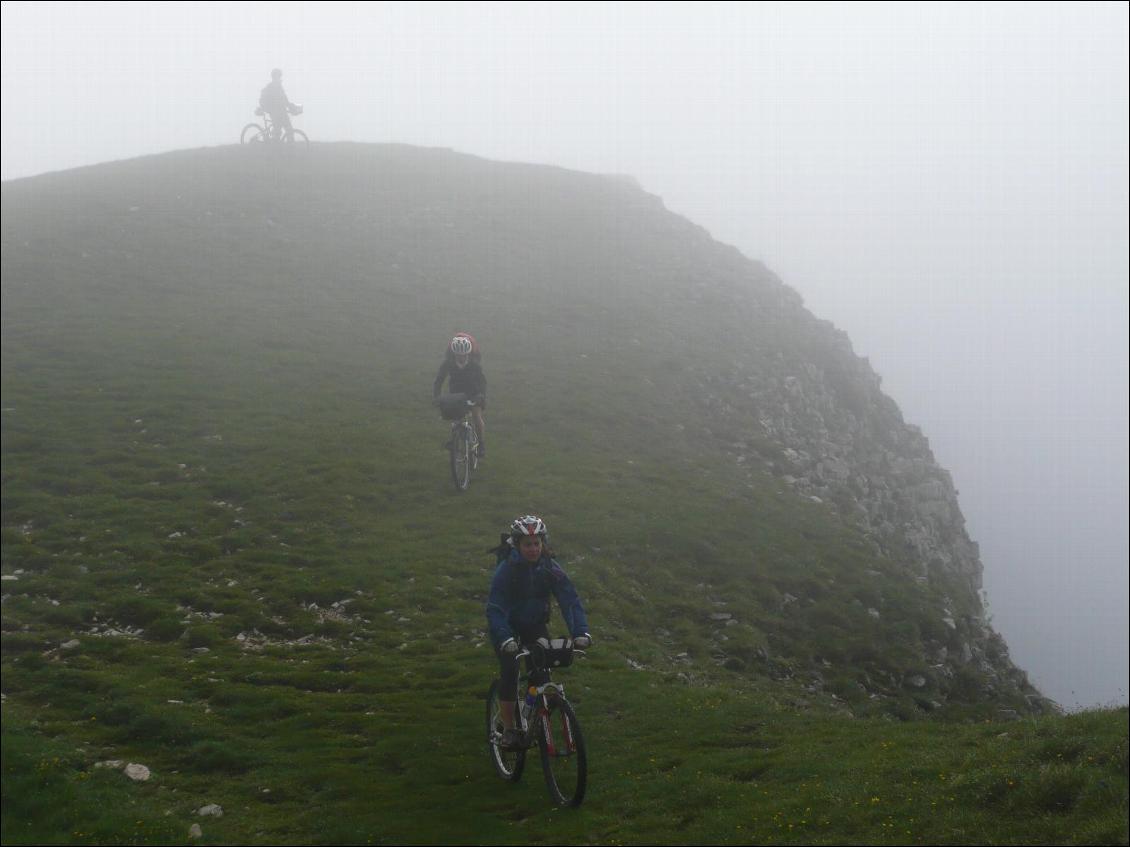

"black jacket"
[433, 357, 486, 400]
[259, 80, 290, 113]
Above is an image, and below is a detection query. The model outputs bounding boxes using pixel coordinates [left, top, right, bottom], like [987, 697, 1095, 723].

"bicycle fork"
[537, 700, 576, 756]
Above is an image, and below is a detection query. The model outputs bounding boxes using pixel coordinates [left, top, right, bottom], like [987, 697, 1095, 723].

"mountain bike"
[437, 393, 480, 491]
[240, 106, 309, 148]
[486, 637, 588, 807]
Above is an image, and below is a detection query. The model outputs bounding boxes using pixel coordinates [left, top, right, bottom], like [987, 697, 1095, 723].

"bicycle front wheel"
[240, 123, 266, 144]
[284, 128, 309, 149]
[538, 698, 587, 807]
[450, 425, 472, 491]
[486, 680, 525, 782]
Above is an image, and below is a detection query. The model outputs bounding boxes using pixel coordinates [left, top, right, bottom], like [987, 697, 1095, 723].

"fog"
[2, 2, 1127, 709]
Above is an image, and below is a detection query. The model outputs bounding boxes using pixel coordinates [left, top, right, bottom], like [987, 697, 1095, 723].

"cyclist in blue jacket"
[487, 515, 591, 749]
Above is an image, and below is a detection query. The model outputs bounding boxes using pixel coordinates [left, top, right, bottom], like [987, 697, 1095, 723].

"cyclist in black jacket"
[259, 68, 297, 139]
[432, 333, 487, 457]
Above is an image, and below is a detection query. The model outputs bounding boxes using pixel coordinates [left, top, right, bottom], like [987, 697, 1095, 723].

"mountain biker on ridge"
[259, 68, 300, 140]
[487, 515, 592, 750]
[432, 333, 487, 457]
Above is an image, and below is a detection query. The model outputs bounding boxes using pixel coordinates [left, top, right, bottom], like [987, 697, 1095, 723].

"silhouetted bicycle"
[486, 637, 588, 807]
[240, 106, 308, 148]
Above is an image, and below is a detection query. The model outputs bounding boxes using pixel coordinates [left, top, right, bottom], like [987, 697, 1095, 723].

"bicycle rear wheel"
[284, 128, 309, 149]
[240, 123, 266, 144]
[486, 680, 525, 781]
[538, 697, 586, 807]
[450, 425, 472, 490]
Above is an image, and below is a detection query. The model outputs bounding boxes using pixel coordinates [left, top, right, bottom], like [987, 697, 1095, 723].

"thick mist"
[2, 1, 1127, 708]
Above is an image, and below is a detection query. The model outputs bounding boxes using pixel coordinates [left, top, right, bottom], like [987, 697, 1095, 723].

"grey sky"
[3, 1, 1127, 708]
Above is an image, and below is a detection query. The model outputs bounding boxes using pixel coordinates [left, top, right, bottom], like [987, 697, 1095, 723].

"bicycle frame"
[511, 647, 583, 747]
[261, 112, 282, 140]
[261, 112, 297, 141]
[241, 108, 307, 146]
[450, 416, 477, 448]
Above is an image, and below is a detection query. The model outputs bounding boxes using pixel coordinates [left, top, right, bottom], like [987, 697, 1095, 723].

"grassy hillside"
[2, 144, 1126, 844]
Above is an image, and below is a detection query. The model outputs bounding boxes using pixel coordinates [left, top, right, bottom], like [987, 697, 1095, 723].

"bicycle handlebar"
[508, 641, 587, 668]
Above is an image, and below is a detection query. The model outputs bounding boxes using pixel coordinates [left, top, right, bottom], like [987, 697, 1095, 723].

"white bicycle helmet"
[510, 515, 548, 544]
[450, 335, 473, 356]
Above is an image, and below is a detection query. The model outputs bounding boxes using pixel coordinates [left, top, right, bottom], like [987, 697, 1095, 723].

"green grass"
[3, 684, 1125, 845]
[2, 144, 1125, 844]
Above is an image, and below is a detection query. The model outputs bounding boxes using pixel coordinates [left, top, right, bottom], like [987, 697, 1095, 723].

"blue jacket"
[486, 548, 589, 647]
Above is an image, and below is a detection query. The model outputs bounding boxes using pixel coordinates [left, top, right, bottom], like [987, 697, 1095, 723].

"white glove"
[500, 637, 519, 655]
[573, 634, 592, 649]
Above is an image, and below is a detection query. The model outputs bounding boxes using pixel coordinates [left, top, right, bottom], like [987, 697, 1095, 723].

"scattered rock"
[124, 763, 151, 781]
[189, 823, 203, 839]
[197, 804, 223, 817]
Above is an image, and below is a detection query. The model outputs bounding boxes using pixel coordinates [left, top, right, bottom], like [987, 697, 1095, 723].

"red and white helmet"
[450, 335, 474, 356]
[510, 515, 548, 544]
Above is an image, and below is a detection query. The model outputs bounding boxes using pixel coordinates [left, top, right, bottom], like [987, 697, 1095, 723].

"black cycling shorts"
[497, 624, 549, 700]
